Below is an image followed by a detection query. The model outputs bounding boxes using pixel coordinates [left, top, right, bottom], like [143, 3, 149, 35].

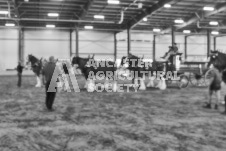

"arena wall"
[0, 29, 18, 70]
[0, 28, 225, 70]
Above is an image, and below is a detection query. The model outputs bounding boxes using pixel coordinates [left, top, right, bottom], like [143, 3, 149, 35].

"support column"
[214, 36, 217, 51]
[114, 32, 117, 61]
[153, 35, 156, 62]
[69, 29, 72, 57]
[207, 30, 211, 57]
[184, 36, 188, 60]
[76, 27, 79, 56]
[171, 26, 175, 46]
[18, 27, 24, 63]
[127, 28, 131, 55]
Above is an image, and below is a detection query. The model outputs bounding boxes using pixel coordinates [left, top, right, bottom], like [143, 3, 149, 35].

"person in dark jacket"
[42, 56, 59, 111]
[17, 61, 24, 87]
[161, 43, 179, 60]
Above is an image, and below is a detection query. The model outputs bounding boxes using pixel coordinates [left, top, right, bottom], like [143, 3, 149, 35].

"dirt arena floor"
[1, 75, 226, 151]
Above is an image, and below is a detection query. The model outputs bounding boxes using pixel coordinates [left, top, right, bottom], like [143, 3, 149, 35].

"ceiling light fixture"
[183, 30, 191, 34]
[203, 6, 214, 11]
[138, 3, 143, 9]
[108, 0, 120, 4]
[94, 15, 105, 19]
[46, 24, 55, 28]
[153, 28, 161, 32]
[143, 17, 147, 21]
[174, 19, 184, 24]
[0, 11, 8, 14]
[5, 23, 15, 27]
[48, 13, 59, 17]
[211, 31, 219, 35]
[84, 26, 93, 29]
[164, 4, 171, 8]
[209, 21, 218, 26]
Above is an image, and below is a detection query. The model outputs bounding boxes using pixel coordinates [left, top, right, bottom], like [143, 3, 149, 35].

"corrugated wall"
[215, 37, 226, 53]
[0, 28, 225, 70]
[117, 31, 153, 60]
[186, 35, 214, 61]
[24, 29, 70, 61]
[78, 31, 114, 60]
[0, 29, 18, 70]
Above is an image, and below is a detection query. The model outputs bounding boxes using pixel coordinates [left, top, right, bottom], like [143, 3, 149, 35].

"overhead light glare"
[183, 30, 191, 34]
[48, 13, 59, 17]
[211, 31, 219, 35]
[94, 15, 105, 19]
[143, 17, 147, 21]
[164, 4, 171, 8]
[5, 23, 15, 27]
[46, 24, 55, 28]
[84, 26, 93, 29]
[174, 19, 184, 24]
[209, 21, 218, 26]
[203, 6, 214, 11]
[0, 11, 8, 14]
[153, 28, 161, 32]
[108, 0, 120, 4]
[138, 3, 143, 9]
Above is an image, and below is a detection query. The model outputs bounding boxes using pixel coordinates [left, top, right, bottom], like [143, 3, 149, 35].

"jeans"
[17, 73, 22, 87]
[45, 80, 56, 110]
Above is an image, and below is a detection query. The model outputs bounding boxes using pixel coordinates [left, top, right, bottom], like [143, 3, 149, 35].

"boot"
[203, 103, 211, 109]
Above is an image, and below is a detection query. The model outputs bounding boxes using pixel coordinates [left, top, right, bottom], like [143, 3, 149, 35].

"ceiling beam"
[162, 2, 226, 33]
[79, 0, 94, 19]
[127, 0, 174, 29]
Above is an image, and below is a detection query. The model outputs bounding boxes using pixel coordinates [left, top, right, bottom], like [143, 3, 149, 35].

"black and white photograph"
[1, 0, 226, 150]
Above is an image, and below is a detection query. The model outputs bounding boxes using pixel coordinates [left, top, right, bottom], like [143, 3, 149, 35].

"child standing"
[204, 66, 221, 109]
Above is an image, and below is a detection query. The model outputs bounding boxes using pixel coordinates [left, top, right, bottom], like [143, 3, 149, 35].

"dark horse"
[120, 53, 166, 90]
[72, 55, 117, 91]
[208, 50, 226, 113]
[26, 54, 43, 87]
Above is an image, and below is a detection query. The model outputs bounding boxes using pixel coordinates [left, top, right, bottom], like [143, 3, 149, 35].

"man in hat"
[42, 56, 59, 111]
[17, 61, 24, 87]
[161, 43, 179, 60]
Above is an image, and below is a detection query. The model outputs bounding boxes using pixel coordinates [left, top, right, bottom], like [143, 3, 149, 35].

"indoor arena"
[1, 0, 226, 150]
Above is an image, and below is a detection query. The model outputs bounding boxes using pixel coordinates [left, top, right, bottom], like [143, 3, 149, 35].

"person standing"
[204, 66, 221, 110]
[17, 61, 24, 87]
[42, 56, 59, 111]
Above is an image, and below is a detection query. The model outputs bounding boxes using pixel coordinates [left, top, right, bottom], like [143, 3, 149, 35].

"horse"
[26, 54, 44, 87]
[120, 53, 166, 90]
[208, 50, 226, 113]
[71, 55, 118, 92]
[208, 50, 226, 71]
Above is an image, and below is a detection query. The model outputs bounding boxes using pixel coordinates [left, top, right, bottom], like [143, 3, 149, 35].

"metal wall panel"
[24, 29, 70, 60]
[117, 31, 127, 60]
[117, 32, 153, 61]
[78, 31, 114, 60]
[215, 37, 226, 53]
[187, 36, 212, 61]
[155, 35, 171, 60]
[131, 32, 153, 60]
[0, 29, 18, 70]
